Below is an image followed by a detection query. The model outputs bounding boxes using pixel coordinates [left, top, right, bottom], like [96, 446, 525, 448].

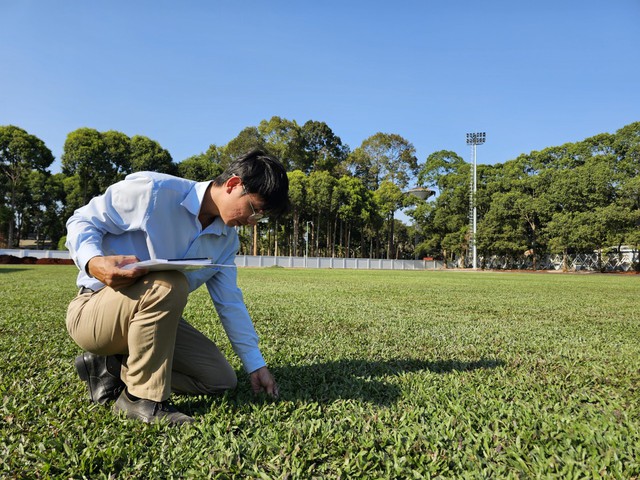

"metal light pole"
[466, 132, 486, 269]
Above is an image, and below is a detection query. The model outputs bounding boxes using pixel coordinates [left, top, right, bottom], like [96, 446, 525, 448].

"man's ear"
[226, 175, 242, 193]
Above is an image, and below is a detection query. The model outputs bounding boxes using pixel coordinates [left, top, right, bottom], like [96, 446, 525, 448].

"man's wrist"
[242, 350, 266, 374]
[85, 255, 102, 277]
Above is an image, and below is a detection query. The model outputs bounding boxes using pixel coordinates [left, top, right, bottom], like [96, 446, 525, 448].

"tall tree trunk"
[332, 216, 338, 257]
[387, 212, 395, 260]
[315, 214, 320, 257]
[326, 217, 331, 257]
[8, 184, 17, 248]
[274, 220, 279, 257]
[252, 224, 258, 256]
[292, 209, 299, 257]
[267, 227, 271, 256]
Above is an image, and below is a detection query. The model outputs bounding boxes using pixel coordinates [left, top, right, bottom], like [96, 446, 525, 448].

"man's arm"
[66, 176, 152, 287]
[205, 248, 278, 398]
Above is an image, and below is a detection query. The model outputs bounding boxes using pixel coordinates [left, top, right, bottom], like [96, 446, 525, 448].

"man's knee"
[202, 364, 238, 393]
[137, 271, 189, 311]
[221, 368, 238, 391]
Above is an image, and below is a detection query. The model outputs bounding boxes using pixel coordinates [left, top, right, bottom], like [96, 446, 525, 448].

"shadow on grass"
[273, 358, 504, 405]
[183, 357, 504, 414]
[0, 267, 30, 274]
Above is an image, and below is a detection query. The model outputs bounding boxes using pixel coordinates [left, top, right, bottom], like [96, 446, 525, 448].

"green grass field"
[1, 265, 638, 478]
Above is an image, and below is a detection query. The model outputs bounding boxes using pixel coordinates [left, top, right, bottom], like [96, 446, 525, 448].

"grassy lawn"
[1, 265, 638, 478]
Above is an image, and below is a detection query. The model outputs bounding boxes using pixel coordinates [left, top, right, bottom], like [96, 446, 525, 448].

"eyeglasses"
[242, 185, 264, 223]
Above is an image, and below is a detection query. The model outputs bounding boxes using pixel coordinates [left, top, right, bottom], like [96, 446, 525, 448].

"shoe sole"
[114, 407, 193, 425]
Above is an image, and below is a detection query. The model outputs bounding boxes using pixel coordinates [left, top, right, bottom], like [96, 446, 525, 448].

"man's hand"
[250, 366, 279, 398]
[87, 255, 147, 288]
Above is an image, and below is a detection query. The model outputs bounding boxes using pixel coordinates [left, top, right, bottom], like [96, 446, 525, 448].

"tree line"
[1, 118, 638, 264]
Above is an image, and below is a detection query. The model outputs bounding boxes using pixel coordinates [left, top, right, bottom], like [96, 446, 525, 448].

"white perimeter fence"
[2, 249, 637, 272]
[0, 249, 441, 270]
[0, 249, 71, 259]
[235, 255, 442, 270]
[479, 252, 639, 272]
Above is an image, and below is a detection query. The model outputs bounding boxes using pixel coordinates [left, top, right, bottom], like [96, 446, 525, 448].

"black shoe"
[113, 390, 194, 425]
[74, 352, 125, 405]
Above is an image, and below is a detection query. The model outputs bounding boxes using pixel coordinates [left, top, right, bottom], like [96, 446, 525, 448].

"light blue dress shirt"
[65, 171, 265, 373]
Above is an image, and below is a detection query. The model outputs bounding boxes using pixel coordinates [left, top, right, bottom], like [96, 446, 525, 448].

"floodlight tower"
[466, 132, 486, 269]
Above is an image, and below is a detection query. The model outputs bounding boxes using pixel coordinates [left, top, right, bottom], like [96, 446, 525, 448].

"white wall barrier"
[234, 255, 441, 270]
[3, 249, 637, 272]
[0, 248, 72, 260]
[1, 249, 442, 270]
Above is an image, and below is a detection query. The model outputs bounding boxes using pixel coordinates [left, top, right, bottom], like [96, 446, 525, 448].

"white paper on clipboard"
[121, 258, 236, 272]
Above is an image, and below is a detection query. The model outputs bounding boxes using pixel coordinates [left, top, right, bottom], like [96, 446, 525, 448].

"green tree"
[374, 181, 404, 259]
[333, 176, 369, 257]
[404, 189, 435, 259]
[287, 170, 307, 256]
[545, 211, 580, 270]
[478, 154, 555, 267]
[130, 135, 176, 174]
[258, 117, 306, 171]
[177, 148, 223, 181]
[387, 219, 412, 259]
[417, 150, 466, 192]
[307, 170, 336, 256]
[20, 171, 66, 249]
[346, 134, 417, 257]
[350, 133, 417, 190]
[61, 128, 109, 206]
[416, 150, 470, 262]
[62, 174, 83, 220]
[477, 191, 528, 257]
[222, 127, 267, 168]
[44, 173, 67, 248]
[0, 125, 54, 247]
[613, 122, 640, 248]
[103, 130, 132, 179]
[301, 120, 349, 175]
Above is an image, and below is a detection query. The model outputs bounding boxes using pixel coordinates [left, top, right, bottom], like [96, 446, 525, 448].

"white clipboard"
[121, 258, 236, 272]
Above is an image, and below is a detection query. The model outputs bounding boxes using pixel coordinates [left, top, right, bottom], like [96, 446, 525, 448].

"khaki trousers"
[66, 271, 237, 402]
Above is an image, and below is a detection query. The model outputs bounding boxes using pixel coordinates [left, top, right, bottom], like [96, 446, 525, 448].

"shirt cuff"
[77, 247, 103, 276]
[241, 349, 266, 374]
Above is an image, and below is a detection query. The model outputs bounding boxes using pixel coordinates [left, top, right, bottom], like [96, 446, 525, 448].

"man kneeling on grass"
[65, 149, 288, 425]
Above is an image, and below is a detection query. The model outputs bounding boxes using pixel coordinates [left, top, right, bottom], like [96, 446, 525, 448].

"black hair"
[213, 149, 290, 217]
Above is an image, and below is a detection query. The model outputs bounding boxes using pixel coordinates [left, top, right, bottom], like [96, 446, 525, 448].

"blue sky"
[1, 1, 639, 177]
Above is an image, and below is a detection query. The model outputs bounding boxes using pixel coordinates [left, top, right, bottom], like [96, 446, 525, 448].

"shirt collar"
[181, 181, 231, 236]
